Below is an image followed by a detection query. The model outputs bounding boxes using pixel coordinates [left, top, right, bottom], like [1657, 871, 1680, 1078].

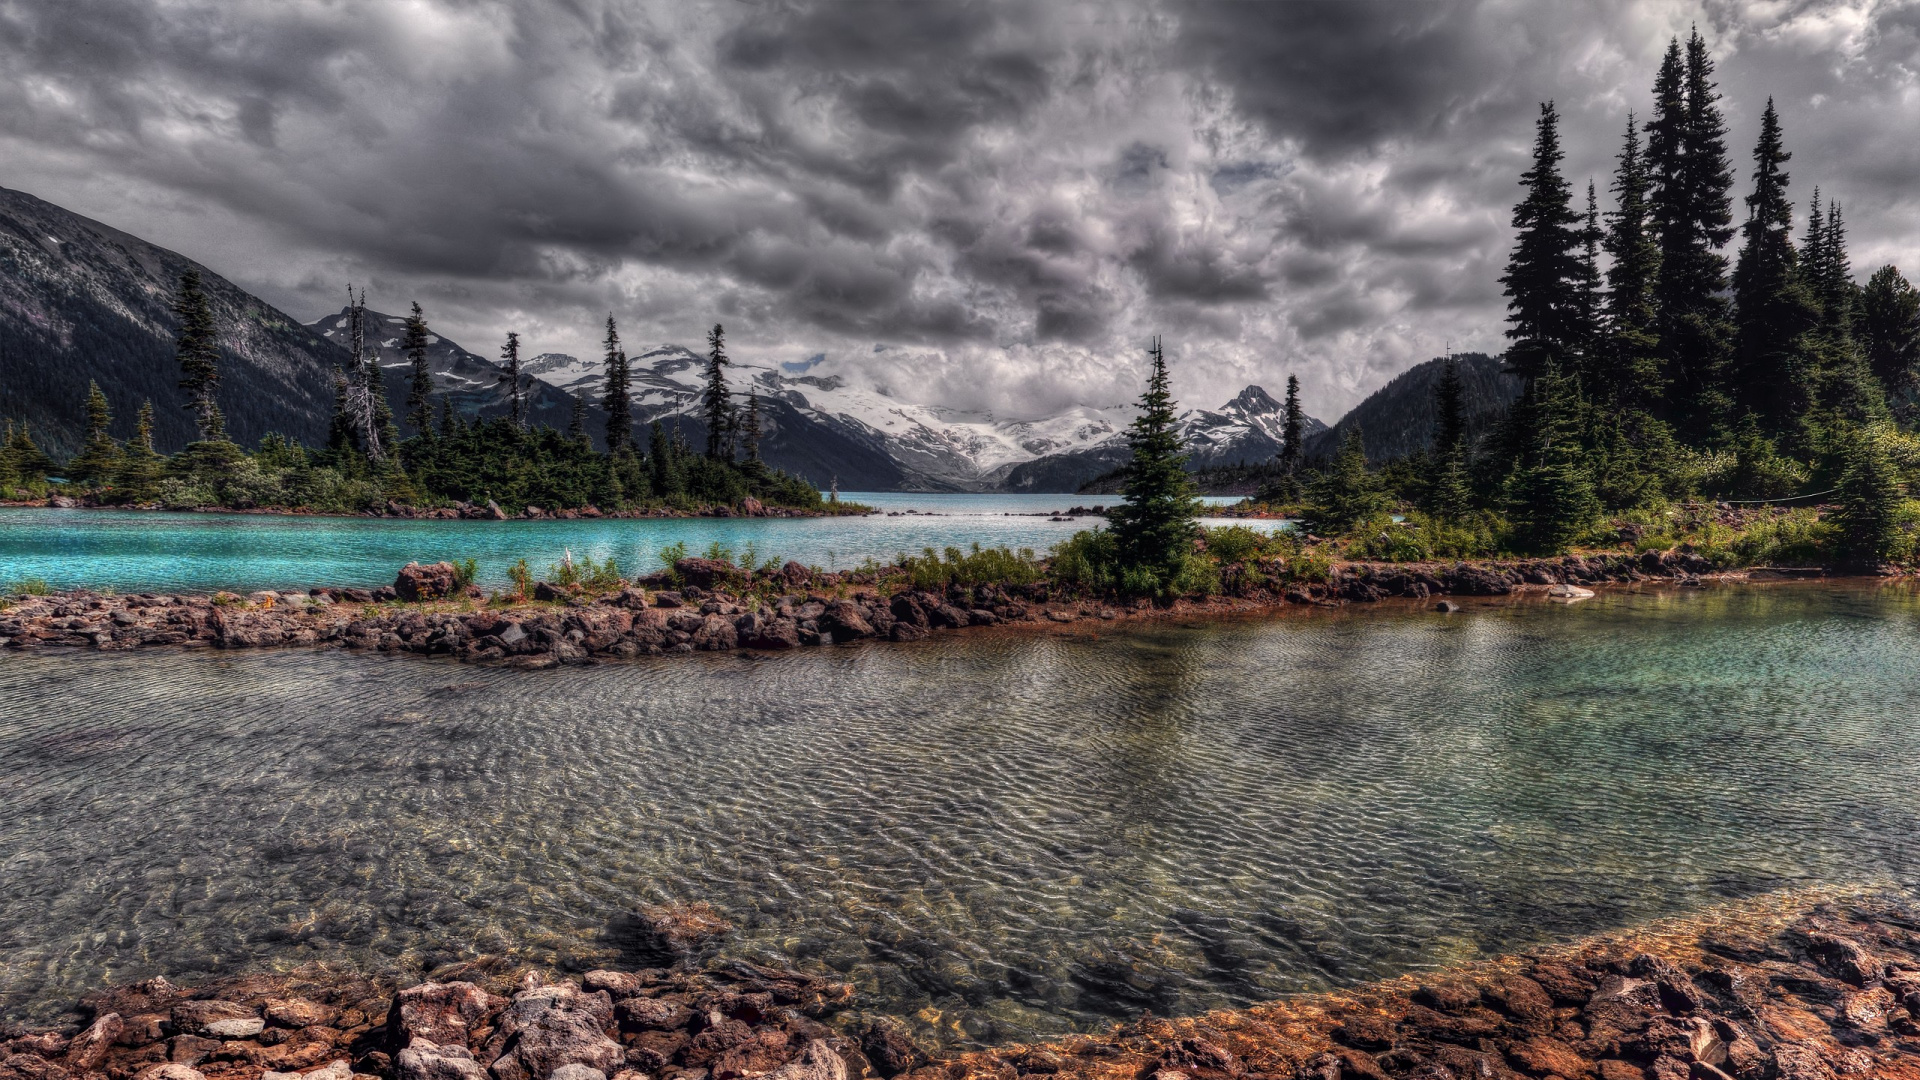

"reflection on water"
[3, 583, 1920, 1045]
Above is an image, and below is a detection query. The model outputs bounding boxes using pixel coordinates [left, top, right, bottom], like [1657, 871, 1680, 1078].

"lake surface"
[0, 494, 1252, 594]
[4, 583, 1919, 1045]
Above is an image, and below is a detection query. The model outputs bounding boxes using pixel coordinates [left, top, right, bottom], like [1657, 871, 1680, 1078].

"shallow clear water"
[4, 582, 1918, 1045]
[0, 495, 1250, 594]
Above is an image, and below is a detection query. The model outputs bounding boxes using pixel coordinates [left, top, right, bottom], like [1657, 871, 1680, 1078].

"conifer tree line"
[1260, 28, 1920, 564]
[1, 283, 819, 515]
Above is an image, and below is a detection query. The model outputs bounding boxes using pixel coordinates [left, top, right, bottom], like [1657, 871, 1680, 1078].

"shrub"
[550, 554, 623, 592]
[658, 541, 689, 570]
[1050, 529, 1119, 594]
[898, 544, 1043, 591]
[12, 577, 50, 596]
[508, 558, 533, 600]
[1832, 426, 1910, 567]
[1729, 510, 1834, 567]
[451, 559, 479, 590]
[1202, 524, 1270, 564]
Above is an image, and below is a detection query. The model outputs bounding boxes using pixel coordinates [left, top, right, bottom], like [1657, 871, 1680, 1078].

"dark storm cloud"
[0, 0, 1915, 418]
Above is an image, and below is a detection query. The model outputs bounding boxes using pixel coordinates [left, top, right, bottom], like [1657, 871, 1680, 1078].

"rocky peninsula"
[0, 552, 1850, 666]
[5, 892, 1920, 1080]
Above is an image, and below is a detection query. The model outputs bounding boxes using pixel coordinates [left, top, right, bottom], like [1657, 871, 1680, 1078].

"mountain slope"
[305, 307, 579, 434]
[1304, 353, 1520, 463]
[0, 185, 347, 457]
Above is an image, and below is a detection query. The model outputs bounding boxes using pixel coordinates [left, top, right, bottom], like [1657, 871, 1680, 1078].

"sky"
[2, 0, 1918, 422]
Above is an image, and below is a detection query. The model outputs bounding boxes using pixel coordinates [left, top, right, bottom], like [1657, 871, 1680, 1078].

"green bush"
[508, 558, 533, 600]
[1050, 529, 1119, 594]
[1201, 524, 1270, 564]
[898, 544, 1043, 590]
[11, 577, 49, 596]
[451, 559, 479, 590]
[1728, 510, 1834, 566]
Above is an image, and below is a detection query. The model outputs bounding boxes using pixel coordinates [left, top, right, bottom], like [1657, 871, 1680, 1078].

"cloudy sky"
[2, 1, 1917, 421]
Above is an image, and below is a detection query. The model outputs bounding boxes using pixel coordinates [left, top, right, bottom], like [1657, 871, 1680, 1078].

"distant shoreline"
[0, 495, 870, 521]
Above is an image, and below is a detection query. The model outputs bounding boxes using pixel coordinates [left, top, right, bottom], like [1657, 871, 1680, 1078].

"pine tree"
[438, 397, 457, 439]
[67, 381, 122, 487]
[567, 394, 589, 445]
[115, 401, 165, 500]
[499, 331, 524, 426]
[1505, 365, 1600, 553]
[603, 316, 632, 452]
[1302, 426, 1388, 537]
[4, 422, 54, 484]
[1804, 198, 1886, 423]
[1573, 180, 1604, 384]
[172, 269, 224, 440]
[404, 302, 434, 435]
[703, 323, 733, 461]
[1730, 98, 1818, 431]
[1280, 374, 1305, 473]
[649, 419, 675, 498]
[1500, 102, 1586, 383]
[368, 336, 398, 461]
[1601, 113, 1664, 411]
[1860, 265, 1920, 414]
[1426, 358, 1472, 520]
[1109, 337, 1200, 582]
[1651, 30, 1737, 439]
[742, 392, 765, 478]
[1832, 425, 1906, 568]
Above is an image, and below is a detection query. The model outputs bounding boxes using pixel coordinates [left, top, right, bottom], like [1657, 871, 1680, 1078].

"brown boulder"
[386, 982, 502, 1052]
[692, 614, 738, 651]
[264, 999, 339, 1029]
[395, 562, 459, 602]
[67, 1013, 122, 1071]
[0, 1056, 67, 1080]
[819, 601, 873, 641]
[673, 558, 740, 590]
[481, 984, 623, 1080]
[766, 1041, 846, 1080]
[170, 1001, 261, 1039]
[396, 1040, 486, 1080]
[745, 618, 801, 650]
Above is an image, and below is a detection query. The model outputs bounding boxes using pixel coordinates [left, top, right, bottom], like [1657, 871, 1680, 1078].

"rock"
[67, 1012, 122, 1070]
[550, 1067, 608, 1080]
[264, 999, 339, 1029]
[1435, 600, 1461, 613]
[396, 1041, 486, 1080]
[205, 1017, 266, 1038]
[0, 1055, 67, 1080]
[739, 497, 766, 517]
[169, 1036, 222, 1065]
[652, 592, 684, 609]
[673, 559, 739, 590]
[487, 500, 508, 520]
[778, 562, 811, 587]
[819, 601, 873, 641]
[625, 902, 733, 960]
[171, 1001, 259, 1038]
[1548, 583, 1596, 601]
[396, 562, 460, 602]
[497, 623, 528, 647]
[387, 982, 503, 1052]
[614, 997, 691, 1033]
[857, 1019, 924, 1078]
[765, 1041, 846, 1080]
[533, 582, 566, 602]
[745, 618, 801, 650]
[134, 1067, 206, 1080]
[482, 984, 624, 1080]
[692, 615, 738, 651]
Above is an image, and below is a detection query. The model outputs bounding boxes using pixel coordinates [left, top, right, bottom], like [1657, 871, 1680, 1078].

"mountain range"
[2, 183, 1509, 491]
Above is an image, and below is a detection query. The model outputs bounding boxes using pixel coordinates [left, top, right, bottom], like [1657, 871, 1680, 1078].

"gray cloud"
[0, 0, 1916, 420]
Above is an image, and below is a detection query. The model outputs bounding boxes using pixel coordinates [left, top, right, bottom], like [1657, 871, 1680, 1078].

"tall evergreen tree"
[3, 422, 54, 484]
[115, 400, 164, 499]
[1803, 197, 1886, 422]
[603, 316, 632, 452]
[1730, 98, 1817, 430]
[1832, 425, 1906, 568]
[404, 302, 434, 435]
[1601, 113, 1663, 411]
[67, 381, 121, 486]
[1860, 265, 1920, 413]
[1505, 365, 1600, 553]
[703, 323, 733, 461]
[1302, 426, 1389, 536]
[499, 331, 525, 426]
[1425, 358, 1472, 520]
[649, 419, 676, 498]
[172, 269, 223, 441]
[742, 392, 765, 480]
[1500, 102, 1586, 383]
[1109, 337, 1200, 581]
[1651, 30, 1737, 439]
[567, 394, 589, 445]
[1280, 374, 1305, 473]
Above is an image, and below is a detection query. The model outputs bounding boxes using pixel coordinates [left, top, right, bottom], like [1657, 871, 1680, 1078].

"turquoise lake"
[3, 582, 1919, 1044]
[0, 494, 1252, 593]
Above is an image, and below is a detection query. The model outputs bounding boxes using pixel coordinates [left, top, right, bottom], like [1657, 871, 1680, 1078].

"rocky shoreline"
[0, 553, 1861, 665]
[6, 892, 1920, 1080]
